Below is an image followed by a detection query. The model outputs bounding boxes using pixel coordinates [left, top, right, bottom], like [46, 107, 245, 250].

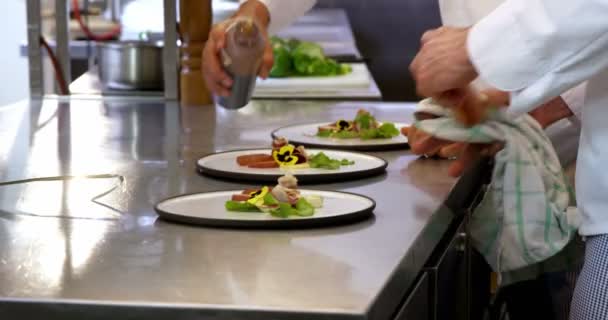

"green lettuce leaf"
[354, 113, 375, 130]
[225, 201, 260, 212]
[263, 192, 279, 206]
[309, 152, 355, 170]
[376, 123, 400, 138]
[295, 198, 315, 217]
[331, 130, 359, 139]
[270, 202, 297, 218]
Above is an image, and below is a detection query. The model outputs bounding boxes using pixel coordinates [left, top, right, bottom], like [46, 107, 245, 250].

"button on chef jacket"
[464, 0, 608, 236]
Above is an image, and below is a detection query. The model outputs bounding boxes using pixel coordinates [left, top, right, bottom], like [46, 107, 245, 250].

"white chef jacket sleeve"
[466, 0, 608, 115]
[247, 0, 316, 35]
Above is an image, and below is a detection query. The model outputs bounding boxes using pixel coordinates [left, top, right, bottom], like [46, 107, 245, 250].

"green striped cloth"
[414, 99, 581, 280]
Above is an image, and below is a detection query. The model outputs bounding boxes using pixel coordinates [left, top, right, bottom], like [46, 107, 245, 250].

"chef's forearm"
[467, 0, 608, 115]
[560, 82, 586, 121]
[528, 97, 574, 129]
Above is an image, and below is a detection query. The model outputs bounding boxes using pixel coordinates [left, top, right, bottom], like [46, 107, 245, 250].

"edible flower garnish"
[247, 186, 269, 206]
[272, 144, 301, 166]
[335, 120, 352, 131]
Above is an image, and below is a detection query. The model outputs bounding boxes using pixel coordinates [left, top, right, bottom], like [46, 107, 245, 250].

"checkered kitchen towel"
[414, 98, 580, 274]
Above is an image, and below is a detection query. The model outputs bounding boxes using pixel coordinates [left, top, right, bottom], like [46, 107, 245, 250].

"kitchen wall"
[316, 0, 442, 101]
[0, 0, 29, 106]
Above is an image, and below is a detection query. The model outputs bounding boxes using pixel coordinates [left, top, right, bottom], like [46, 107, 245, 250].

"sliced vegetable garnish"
[263, 192, 279, 206]
[316, 130, 332, 138]
[270, 202, 297, 218]
[295, 198, 315, 216]
[332, 131, 359, 139]
[304, 195, 323, 208]
[272, 145, 301, 166]
[225, 201, 260, 212]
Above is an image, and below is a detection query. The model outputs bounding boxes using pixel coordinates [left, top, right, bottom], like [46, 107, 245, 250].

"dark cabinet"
[426, 220, 468, 320]
[394, 272, 431, 320]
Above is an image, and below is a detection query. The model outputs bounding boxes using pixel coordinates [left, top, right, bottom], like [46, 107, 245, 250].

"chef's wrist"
[235, 0, 270, 30]
[529, 97, 574, 129]
[462, 29, 479, 82]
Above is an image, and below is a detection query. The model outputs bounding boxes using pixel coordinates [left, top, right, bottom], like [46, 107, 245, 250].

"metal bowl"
[97, 41, 164, 90]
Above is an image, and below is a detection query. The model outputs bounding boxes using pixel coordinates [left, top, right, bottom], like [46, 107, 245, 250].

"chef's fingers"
[480, 142, 504, 157]
[447, 143, 500, 177]
[480, 88, 510, 107]
[448, 143, 481, 177]
[420, 27, 445, 45]
[434, 89, 467, 109]
[410, 130, 451, 156]
[401, 126, 410, 136]
[258, 38, 274, 79]
[202, 40, 232, 97]
[438, 142, 465, 159]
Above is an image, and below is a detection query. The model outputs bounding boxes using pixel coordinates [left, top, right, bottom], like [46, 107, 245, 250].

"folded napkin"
[414, 98, 579, 274]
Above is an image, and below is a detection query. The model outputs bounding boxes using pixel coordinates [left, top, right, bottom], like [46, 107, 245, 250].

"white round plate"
[155, 190, 375, 228]
[272, 122, 409, 151]
[197, 149, 387, 184]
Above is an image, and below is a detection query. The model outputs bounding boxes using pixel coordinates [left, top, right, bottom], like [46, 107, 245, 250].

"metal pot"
[97, 41, 164, 90]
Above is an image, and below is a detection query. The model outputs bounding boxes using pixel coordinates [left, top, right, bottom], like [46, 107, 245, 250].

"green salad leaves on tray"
[225, 175, 323, 218]
[317, 109, 401, 140]
[269, 36, 352, 78]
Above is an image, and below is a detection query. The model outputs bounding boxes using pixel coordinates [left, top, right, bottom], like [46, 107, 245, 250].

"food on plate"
[225, 174, 323, 218]
[317, 109, 400, 140]
[269, 36, 352, 78]
[235, 137, 355, 170]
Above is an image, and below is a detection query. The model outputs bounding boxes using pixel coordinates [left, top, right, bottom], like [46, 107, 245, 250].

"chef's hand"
[410, 26, 478, 102]
[405, 124, 502, 177]
[402, 118, 465, 159]
[202, 0, 274, 97]
[405, 88, 508, 177]
[406, 89, 575, 177]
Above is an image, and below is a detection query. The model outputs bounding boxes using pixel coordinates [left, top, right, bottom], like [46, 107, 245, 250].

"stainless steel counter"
[0, 98, 479, 319]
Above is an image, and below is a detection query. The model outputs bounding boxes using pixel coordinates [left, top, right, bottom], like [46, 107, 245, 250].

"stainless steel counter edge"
[0, 298, 364, 320]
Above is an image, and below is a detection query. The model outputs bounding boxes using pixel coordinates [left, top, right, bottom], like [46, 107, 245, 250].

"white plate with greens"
[196, 148, 387, 184]
[271, 122, 409, 151]
[155, 189, 375, 229]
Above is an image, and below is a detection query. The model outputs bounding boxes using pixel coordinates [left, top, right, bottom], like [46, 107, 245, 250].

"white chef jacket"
[438, 0, 583, 167]
[466, 0, 608, 236]
[242, 0, 316, 35]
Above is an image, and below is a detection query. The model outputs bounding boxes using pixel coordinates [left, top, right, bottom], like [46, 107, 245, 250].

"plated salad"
[269, 36, 352, 78]
[317, 109, 400, 140]
[225, 174, 323, 218]
[236, 137, 355, 170]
